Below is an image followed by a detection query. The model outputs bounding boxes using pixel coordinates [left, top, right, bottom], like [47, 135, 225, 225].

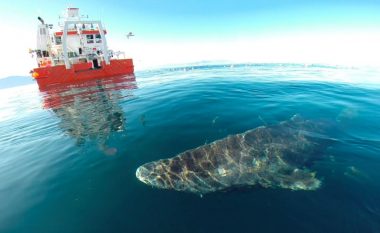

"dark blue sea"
[1, 64, 379, 233]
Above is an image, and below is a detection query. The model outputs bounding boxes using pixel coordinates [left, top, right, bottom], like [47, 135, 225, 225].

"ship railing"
[112, 51, 126, 59]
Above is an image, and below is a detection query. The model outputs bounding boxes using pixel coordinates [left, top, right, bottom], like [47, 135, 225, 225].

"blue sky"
[0, 0, 379, 77]
[7, 0, 376, 39]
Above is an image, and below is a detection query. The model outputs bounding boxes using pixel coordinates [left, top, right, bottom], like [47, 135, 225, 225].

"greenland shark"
[136, 115, 332, 195]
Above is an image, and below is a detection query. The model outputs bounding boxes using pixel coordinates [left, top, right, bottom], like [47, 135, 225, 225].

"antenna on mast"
[126, 32, 135, 39]
[37, 16, 45, 24]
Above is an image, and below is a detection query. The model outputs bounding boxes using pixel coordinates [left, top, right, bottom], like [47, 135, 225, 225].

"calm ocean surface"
[0, 64, 379, 233]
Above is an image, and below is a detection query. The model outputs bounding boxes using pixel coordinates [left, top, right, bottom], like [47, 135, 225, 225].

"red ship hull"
[32, 59, 134, 87]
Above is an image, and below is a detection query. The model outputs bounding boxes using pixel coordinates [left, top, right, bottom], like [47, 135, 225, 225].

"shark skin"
[136, 115, 331, 195]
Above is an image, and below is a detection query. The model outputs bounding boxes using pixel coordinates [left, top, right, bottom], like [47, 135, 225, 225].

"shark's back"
[136, 116, 330, 194]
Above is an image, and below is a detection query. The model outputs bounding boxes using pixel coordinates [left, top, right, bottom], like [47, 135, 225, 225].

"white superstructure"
[33, 8, 123, 69]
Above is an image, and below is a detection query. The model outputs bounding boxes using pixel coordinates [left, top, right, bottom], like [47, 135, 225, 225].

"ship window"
[68, 52, 78, 58]
[86, 35, 94, 44]
[40, 28, 46, 35]
[36, 50, 42, 58]
[55, 36, 62, 45]
[42, 51, 49, 57]
[95, 34, 102, 43]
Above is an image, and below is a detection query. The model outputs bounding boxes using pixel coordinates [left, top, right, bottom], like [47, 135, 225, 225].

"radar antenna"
[126, 32, 135, 39]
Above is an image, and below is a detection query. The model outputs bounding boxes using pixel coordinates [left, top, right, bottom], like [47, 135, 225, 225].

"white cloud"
[0, 22, 36, 78]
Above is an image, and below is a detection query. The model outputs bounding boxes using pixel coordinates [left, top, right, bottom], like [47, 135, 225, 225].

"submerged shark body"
[136, 116, 331, 195]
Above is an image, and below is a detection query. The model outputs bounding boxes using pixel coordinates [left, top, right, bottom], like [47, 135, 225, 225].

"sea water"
[0, 64, 379, 233]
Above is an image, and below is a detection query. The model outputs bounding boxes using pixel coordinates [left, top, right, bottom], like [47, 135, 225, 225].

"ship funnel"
[37, 16, 45, 24]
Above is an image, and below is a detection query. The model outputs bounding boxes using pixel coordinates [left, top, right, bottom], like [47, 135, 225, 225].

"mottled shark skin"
[136, 116, 330, 195]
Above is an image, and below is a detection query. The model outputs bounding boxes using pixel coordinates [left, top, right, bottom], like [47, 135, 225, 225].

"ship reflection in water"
[38, 75, 137, 155]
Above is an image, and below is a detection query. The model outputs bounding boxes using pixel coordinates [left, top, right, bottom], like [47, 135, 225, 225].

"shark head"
[136, 162, 165, 187]
[136, 155, 216, 194]
[136, 159, 184, 191]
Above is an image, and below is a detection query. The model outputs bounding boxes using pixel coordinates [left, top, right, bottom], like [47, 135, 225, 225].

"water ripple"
[0, 64, 380, 232]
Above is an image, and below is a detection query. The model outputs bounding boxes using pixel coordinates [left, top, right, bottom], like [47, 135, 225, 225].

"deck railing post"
[62, 22, 71, 69]
[97, 21, 110, 65]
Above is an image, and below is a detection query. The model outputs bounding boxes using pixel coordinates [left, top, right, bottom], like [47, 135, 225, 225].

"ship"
[30, 8, 134, 87]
